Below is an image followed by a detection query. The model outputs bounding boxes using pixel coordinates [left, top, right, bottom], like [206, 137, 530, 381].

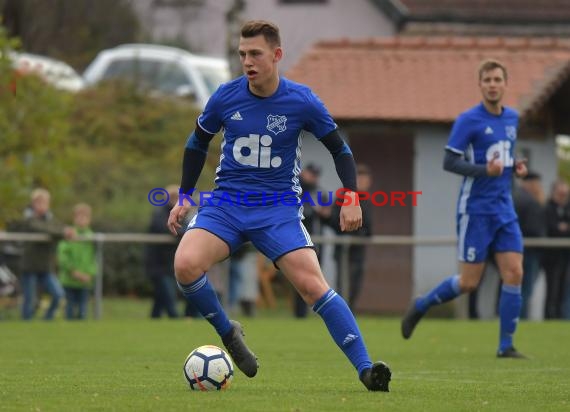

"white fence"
[2, 231, 570, 319]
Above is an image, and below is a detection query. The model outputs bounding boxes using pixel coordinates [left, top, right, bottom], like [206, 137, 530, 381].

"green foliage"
[61, 83, 208, 295]
[102, 243, 150, 296]
[66, 81, 204, 231]
[0, 25, 74, 226]
[0, 24, 221, 293]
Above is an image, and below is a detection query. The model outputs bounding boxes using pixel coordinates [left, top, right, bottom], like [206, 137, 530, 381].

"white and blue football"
[183, 345, 234, 391]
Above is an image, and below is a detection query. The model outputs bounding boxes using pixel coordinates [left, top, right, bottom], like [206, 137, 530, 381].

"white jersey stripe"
[197, 116, 219, 135]
[445, 145, 464, 155]
[299, 219, 314, 246]
[458, 214, 470, 261]
[458, 144, 475, 214]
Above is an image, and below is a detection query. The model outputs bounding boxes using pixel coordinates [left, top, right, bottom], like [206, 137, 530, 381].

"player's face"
[479, 68, 507, 105]
[238, 35, 282, 91]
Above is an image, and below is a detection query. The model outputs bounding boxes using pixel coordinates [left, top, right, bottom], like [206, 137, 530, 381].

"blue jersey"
[446, 102, 519, 217]
[197, 76, 336, 205]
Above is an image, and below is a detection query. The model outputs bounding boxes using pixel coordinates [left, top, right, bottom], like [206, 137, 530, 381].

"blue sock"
[313, 289, 373, 377]
[498, 284, 522, 352]
[415, 274, 461, 313]
[177, 274, 232, 337]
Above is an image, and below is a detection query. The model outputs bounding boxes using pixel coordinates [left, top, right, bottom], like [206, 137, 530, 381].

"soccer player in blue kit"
[401, 59, 529, 358]
[167, 20, 391, 391]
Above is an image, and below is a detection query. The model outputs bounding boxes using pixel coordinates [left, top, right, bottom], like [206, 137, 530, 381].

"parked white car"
[9, 52, 85, 92]
[83, 44, 231, 108]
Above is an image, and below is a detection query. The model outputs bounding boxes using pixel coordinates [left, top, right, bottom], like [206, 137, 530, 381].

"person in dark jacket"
[513, 172, 546, 318]
[292, 163, 327, 318]
[19, 188, 74, 320]
[542, 180, 570, 319]
[145, 185, 181, 318]
[328, 164, 373, 310]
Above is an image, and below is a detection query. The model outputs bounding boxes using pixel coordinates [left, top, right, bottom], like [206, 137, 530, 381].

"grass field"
[1, 301, 569, 411]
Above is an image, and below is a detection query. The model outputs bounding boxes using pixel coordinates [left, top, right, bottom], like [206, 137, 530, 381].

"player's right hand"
[486, 154, 504, 176]
[168, 204, 191, 235]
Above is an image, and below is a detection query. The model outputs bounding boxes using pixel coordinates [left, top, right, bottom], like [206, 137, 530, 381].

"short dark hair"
[523, 171, 541, 181]
[241, 20, 281, 47]
[478, 59, 508, 82]
[357, 164, 371, 175]
[304, 163, 321, 176]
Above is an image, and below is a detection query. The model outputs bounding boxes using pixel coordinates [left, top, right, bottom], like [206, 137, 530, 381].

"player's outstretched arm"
[167, 123, 214, 235]
[443, 149, 499, 177]
[319, 130, 362, 232]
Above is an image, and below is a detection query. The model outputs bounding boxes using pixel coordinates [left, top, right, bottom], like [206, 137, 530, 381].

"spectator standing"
[543, 180, 570, 319]
[145, 185, 181, 319]
[57, 203, 97, 320]
[513, 172, 546, 319]
[19, 188, 73, 320]
[328, 164, 373, 310]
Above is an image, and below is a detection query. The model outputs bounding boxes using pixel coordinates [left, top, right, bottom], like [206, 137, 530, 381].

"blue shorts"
[187, 203, 313, 262]
[456, 214, 523, 263]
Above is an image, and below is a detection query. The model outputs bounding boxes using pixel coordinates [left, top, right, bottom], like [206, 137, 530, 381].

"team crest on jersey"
[266, 114, 287, 135]
[505, 125, 517, 140]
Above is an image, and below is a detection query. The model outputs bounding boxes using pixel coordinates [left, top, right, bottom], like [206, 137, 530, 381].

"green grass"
[1, 302, 570, 411]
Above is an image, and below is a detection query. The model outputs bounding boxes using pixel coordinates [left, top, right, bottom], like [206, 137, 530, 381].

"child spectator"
[57, 203, 97, 320]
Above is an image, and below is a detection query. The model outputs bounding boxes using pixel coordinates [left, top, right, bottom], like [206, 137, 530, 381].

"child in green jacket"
[57, 203, 97, 320]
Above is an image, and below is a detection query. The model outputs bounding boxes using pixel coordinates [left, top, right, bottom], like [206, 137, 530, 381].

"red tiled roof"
[286, 36, 570, 122]
[397, 0, 570, 22]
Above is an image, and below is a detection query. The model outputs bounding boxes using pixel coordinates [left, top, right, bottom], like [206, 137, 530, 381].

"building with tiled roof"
[389, 0, 570, 23]
[288, 36, 570, 124]
[288, 35, 570, 313]
[378, 0, 570, 36]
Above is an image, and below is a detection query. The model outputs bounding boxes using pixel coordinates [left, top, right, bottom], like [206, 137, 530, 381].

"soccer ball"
[183, 345, 234, 391]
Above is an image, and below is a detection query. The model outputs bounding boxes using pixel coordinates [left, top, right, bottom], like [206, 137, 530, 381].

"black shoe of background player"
[360, 361, 392, 392]
[401, 298, 425, 339]
[497, 347, 528, 359]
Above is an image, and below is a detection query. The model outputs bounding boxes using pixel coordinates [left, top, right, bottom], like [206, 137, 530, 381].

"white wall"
[242, 0, 395, 71]
[515, 137, 558, 193]
[413, 126, 459, 294]
[132, 0, 395, 72]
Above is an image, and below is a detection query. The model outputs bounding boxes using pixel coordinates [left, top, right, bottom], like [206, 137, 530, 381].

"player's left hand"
[339, 191, 363, 232]
[168, 204, 191, 235]
[514, 158, 528, 178]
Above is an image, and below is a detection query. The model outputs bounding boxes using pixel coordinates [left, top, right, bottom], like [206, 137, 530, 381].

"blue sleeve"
[303, 89, 337, 139]
[445, 113, 474, 155]
[196, 85, 224, 134]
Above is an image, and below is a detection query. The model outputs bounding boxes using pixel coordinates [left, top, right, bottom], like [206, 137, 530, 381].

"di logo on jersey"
[505, 125, 517, 140]
[486, 140, 514, 167]
[266, 114, 287, 135]
[233, 134, 282, 168]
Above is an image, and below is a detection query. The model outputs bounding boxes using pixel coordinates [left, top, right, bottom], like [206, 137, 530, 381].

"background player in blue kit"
[401, 59, 529, 358]
[167, 20, 391, 391]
